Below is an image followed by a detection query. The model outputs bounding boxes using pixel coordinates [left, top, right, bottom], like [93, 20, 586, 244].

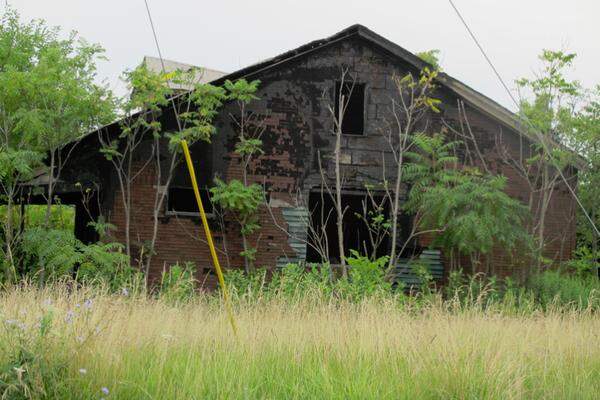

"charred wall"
[71, 36, 576, 282]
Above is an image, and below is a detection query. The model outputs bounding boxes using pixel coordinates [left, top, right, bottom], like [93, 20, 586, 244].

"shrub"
[20, 227, 136, 289]
[565, 246, 599, 278]
[159, 262, 197, 303]
[223, 254, 393, 303]
[527, 269, 600, 310]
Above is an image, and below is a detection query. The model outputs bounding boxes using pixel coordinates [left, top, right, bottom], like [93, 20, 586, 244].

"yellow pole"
[180, 140, 238, 337]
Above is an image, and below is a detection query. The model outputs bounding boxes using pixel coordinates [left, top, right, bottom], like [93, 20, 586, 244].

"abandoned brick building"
[33, 25, 577, 285]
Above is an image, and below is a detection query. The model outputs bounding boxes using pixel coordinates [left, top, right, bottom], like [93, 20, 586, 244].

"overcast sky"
[5, 1, 599, 111]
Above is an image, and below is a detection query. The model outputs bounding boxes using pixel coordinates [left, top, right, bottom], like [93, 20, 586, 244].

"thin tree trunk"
[44, 150, 55, 229]
[388, 151, 404, 270]
[4, 192, 15, 281]
[334, 99, 346, 277]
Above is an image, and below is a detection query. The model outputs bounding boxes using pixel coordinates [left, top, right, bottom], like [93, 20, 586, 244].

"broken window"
[334, 81, 365, 135]
[167, 141, 214, 216]
[306, 190, 391, 263]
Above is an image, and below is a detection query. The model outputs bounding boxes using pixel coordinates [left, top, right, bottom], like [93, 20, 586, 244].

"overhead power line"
[447, 0, 600, 237]
[142, 0, 183, 132]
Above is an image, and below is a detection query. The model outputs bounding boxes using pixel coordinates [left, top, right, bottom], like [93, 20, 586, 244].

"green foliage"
[444, 268, 600, 312]
[568, 87, 600, 251]
[0, 7, 115, 282]
[210, 179, 263, 221]
[564, 246, 599, 277]
[404, 132, 531, 257]
[0, 205, 75, 234]
[159, 262, 197, 303]
[395, 68, 442, 112]
[225, 253, 391, 302]
[20, 227, 135, 288]
[234, 138, 264, 157]
[416, 49, 442, 70]
[0, 309, 70, 399]
[420, 173, 529, 254]
[224, 79, 260, 104]
[0, 7, 114, 152]
[527, 269, 600, 310]
[411, 260, 434, 294]
[344, 251, 391, 298]
[101, 64, 173, 163]
[167, 79, 227, 148]
[0, 149, 43, 185]
[210, 178, 263, 260]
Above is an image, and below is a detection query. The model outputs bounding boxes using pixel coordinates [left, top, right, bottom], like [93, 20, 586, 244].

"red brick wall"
[105, 37, 577, 283]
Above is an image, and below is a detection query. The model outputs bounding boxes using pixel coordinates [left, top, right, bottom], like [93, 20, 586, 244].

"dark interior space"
[74, 194, 100, 244]
[167, 140, 214, 215]
[167, 187, 213, 215]
[306, 191, 391, 263]
[334, 81, 365, 135]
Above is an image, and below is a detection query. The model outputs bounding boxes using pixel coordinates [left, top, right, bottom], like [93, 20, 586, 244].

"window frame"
[333, 80, 367, 136]
[165, 185, 215, 219]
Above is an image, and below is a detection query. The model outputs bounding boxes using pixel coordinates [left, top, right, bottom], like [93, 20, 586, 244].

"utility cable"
[447, 0, 600, 237]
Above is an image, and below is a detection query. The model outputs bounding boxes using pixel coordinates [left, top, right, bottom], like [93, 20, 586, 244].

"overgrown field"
[1, 283, 599, 399]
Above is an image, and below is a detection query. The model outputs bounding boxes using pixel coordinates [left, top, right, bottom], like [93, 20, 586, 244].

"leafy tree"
[511, 50, 582, 263]
[564, 86, 600, 271]
[384, 67, 441, 271]
[99, 64, 227, 274]
[405, 133, 531, 271]
[216, 79, 263, 272]
[210, 178, 263, 268]
[416, 49, 442, 70]
[146, 70, 227, 274]
[0, 8, 113, 282]
[99, 64, 173, 261]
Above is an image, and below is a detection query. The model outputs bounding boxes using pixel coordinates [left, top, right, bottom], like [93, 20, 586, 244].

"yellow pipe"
[180, 140, 238, 337]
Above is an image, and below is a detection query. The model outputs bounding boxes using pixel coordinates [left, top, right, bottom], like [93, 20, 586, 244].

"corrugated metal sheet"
[275, 208, 445, 287]
[393, 250, 444, 288]
[276, 207, 309, 268]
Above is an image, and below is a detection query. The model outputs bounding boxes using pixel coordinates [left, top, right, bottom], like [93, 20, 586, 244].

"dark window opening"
[167, 187, 213, 215]
[334, 81, 365, 135]
[167, 140, 214, 216]
[306, 191, 393, 263]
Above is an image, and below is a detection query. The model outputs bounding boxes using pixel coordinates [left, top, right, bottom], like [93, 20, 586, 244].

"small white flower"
[121, 287, 129, 297]
[79, 368, 87, 375]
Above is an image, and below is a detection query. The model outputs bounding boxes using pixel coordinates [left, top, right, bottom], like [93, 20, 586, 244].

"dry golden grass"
[1, 284, 599, 399]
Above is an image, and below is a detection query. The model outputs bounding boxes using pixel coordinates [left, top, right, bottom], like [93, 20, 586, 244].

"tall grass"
[1, 283, 599, 399]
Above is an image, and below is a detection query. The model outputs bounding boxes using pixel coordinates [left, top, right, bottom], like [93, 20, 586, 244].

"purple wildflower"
[65, 310, 75, 324]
